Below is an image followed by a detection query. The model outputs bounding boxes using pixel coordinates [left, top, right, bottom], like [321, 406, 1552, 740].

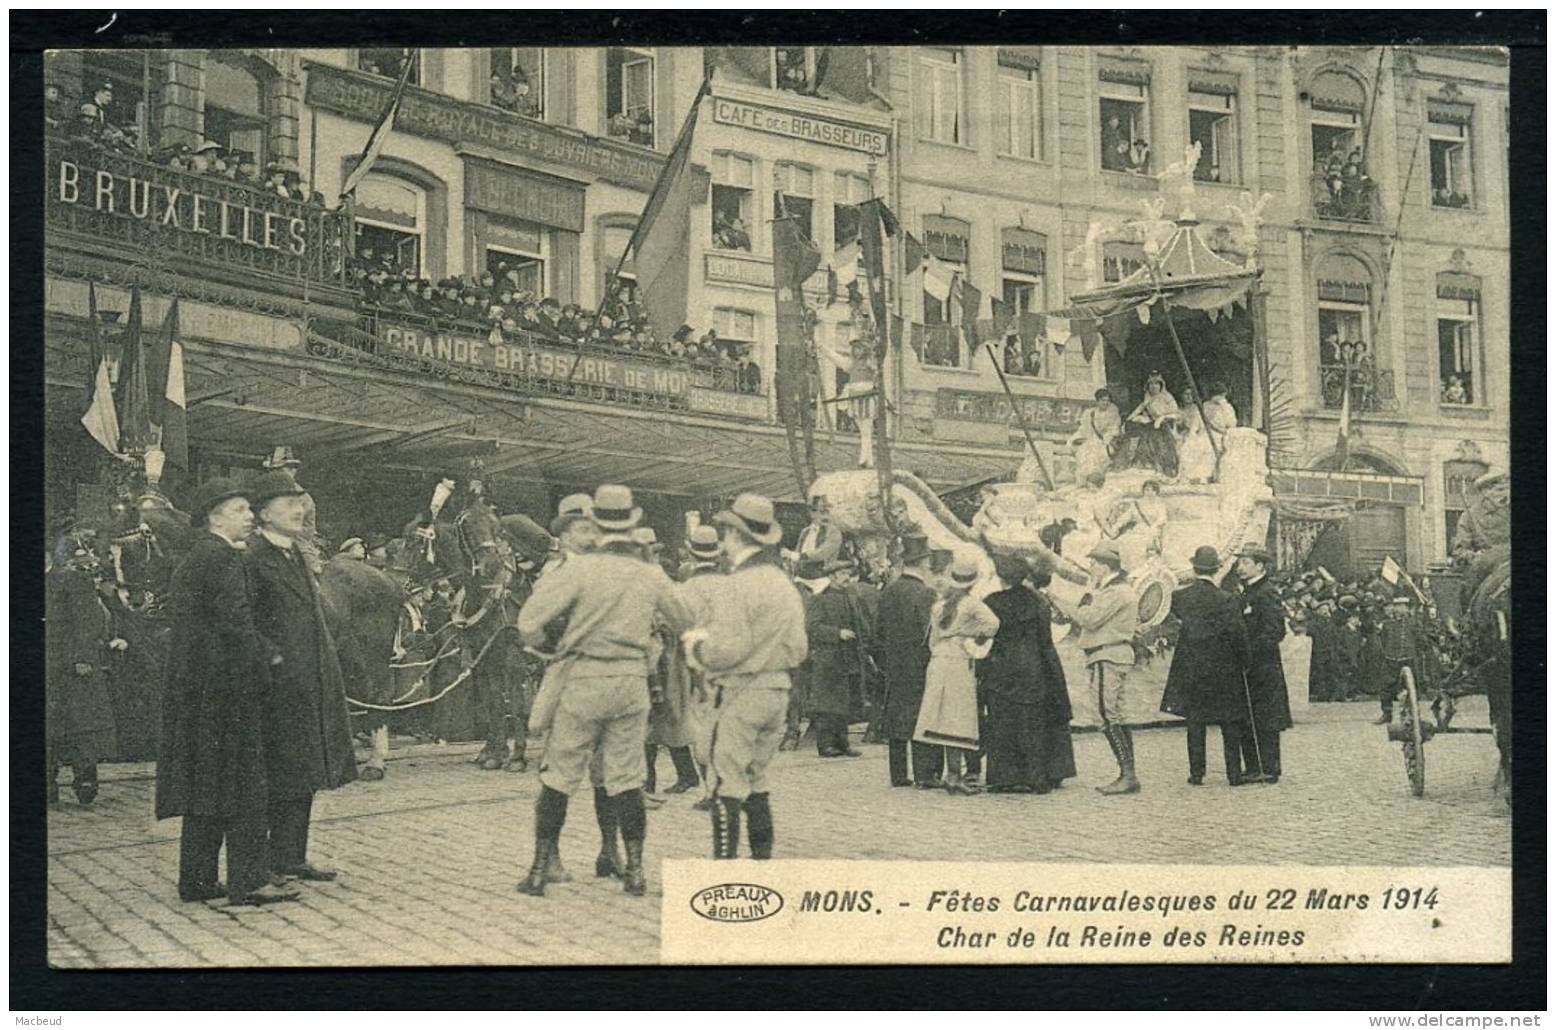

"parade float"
[813, 148, 1308, 726]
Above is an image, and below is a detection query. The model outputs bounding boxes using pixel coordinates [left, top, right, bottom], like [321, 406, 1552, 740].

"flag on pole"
[621, 76, 711, 342]
[148, 299, 189, 468]
[1380, 555, 1402, 585]
[959, 278, 983, 352]
[922, 253, 955, 302]
[903, 233, 927, 278]
[80, 283, 120, 454]
[340, 49, 416, 203]
[113, 287, 153, 454]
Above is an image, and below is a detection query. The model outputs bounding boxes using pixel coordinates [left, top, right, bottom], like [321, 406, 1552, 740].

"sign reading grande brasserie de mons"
[306, 63, 664, 193]
[711, 97, 889, 156]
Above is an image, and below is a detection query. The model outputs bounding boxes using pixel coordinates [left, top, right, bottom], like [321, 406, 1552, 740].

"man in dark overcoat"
[155, 478, 297, 906]
[246, 471, 359, 883]
[799, 557, 862, 758]
[1232, 544, 1293, 783]
[1159, 546, 1253, 786]
[872, 533, 941, 788]
[45, 542, 118, 806]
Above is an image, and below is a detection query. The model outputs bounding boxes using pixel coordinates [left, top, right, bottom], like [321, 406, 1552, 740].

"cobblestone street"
[46, 701, 1509, 968]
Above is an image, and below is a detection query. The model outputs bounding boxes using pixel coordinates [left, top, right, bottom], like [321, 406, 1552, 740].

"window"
[79, 52, 161, 149]
[600, 222, 637, 302]
[204, 56, 267, 168]
[1001, 228, 1046, 377]
[774, 164, 815, 241]
[1099, 67, 1151, 173]
[711, 152, 755, 252]
[1315, 262, 1389, 412]
[607, 47, 654, 147]
[489, 48, 543, 118]
[486, 220, 548, 298]
[1428, 105, 1473, 208]
[354, 175, 425, 279]
[921, 215, 969, 368]
[1437, 296, 1479, 405]
[359, 49, 419, 86]
[1309, 71, 1372, 221]
[711, 308, 762, 394]
[916, 48, 965, 145]
[997, 54, 1041, 160]
[1102, 241, 1145, 283]
[832, 172, 871, 250]
[1187, 86, 1238, 183]
[1443, 459, 1489, 556]
[772, 47, 815, 94]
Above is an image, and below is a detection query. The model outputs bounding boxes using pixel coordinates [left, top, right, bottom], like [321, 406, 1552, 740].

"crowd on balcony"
[1313, 142, 1375, 220]
[50, 80, 327, 208]
[349, 253, 764, 395]
[1318, 335, 1392, 411]
[489, 66, 541, 118]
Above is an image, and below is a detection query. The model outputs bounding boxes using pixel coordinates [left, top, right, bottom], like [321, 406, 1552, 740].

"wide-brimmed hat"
[899, 532, 933, 565]
[1088, 540, 1123, 566]
[1190, 545, 1221, 573]
[249, 470, 307, 509]
[1236, 543, 1272, 565]
[713, 493, 783, 546]
[589, 484, 642, 532]
[549, 492, 594, 536]
[188, 476, 251, 525]
[947, 553, 981, 586]
[631, 527, 661, 549]
[687, 525, 721, 559]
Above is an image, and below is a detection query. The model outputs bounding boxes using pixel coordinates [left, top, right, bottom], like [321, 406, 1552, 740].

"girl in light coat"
[913, 554, 1000, 795]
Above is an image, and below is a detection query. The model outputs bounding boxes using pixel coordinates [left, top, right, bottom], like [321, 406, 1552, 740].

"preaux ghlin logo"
[690, 883, 784, 923]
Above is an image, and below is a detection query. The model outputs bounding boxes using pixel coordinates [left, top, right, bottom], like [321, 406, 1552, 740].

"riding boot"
[711, 796, 742, 859]
[666, 746, 700, 793]
[1099, 726, 1141, 795]
[593, 786, 624, 878]
[743, 793, 774, 859]
[518, 787, 568, 897]
[615, 789, 648, 896]
[644, 743, 659, 794]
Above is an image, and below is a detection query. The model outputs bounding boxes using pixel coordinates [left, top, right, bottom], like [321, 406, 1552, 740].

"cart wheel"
[1399, 666, 1426, 798]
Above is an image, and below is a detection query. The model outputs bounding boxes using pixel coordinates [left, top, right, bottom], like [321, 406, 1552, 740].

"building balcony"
[1318, 363, 1397, 413]
[45, 132, 354, 312]
[1311, 173, 1379, 224]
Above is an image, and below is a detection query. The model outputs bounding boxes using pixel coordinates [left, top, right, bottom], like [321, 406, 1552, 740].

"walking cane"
[1238, 668, 1268, 783]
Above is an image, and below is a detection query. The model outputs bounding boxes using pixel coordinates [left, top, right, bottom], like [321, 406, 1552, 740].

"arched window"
[354, 175, 425, 277]
[598, 219, 637, 304]
[204, 54, 269, 166]
[1436, 269, 1482, 405]
[1000, 227, 1047, 377]
[1315, 252, 1388, 411]
[921, 214, 970, 366]
[1308, 70, 1374, 221]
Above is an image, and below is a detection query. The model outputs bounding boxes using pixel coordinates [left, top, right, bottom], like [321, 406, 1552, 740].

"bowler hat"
[1190, 545, 1221, 573]
[1236, 543, 1272, 565]
[590, 484, 642, 532]
[687, 525, 721, 559]
[713, 493, 784, 546]
[188, 476, 250, 525]
[947, 553, 981, 586]
[1088, 540, 1123, 566]
[898, 532, 933, 565]
[249, 470, 307, 508]
[549, 492, 593, 536]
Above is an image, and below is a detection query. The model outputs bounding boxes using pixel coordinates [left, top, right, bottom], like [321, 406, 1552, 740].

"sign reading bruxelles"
[711, 97, 889, 156]
[382, 324, 691, 398]
[53, 155, 310, 255]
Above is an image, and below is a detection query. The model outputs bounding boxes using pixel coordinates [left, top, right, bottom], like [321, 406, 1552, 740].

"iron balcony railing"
[1319, 363, 1397, 412]
[1312, 172, 1378, 223]
[46, 132, 351, 291]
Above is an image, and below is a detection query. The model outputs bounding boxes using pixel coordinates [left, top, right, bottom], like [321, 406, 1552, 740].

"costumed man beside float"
[1046, 541, 1142, 795]
[515, 486, 693, 896]
[1158, 546, 1253, 786]
[1232, 544, 1293, 783]
[156, 478, 298, 907]
[245, 470, 359, 884]
[682, 494, 807, 860]
[675, 525, 728, 812]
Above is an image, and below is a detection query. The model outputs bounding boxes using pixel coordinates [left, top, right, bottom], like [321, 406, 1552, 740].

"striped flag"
[113, 287, 153, 454]
[340, 49, 416, 203]
[149, 299, 189, 468]
[80, 283, 120, 454]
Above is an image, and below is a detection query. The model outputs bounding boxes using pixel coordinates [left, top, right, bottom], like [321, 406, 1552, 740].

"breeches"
[1090, 661, 1133, 726]
[708, 687, 789, 802]
[539, 675, 650, 797]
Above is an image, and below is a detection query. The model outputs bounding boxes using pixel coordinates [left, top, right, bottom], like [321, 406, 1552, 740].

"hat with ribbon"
[947, 552, 981, 587]
[713, 493, 783, 546]
[549, 492, 594, 536]
[589, 484, 642, 532]
[687, 524, 721, 559]
[898, 532, 933, 565]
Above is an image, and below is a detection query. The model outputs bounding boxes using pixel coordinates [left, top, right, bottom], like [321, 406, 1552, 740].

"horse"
[399, 496, 551, 771]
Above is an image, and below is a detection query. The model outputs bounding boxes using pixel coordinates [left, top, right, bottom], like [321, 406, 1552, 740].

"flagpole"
[982, 344, 1055, 491]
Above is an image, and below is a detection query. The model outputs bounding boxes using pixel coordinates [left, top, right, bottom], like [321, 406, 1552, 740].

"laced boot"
[1099, 726, 1141, 795]
[518, 787, 569, 896]
[743, 793, 774, 860]
[616, 790, 649, 896]
[517, 839, 554, 897]
[711, 796, 742, 859]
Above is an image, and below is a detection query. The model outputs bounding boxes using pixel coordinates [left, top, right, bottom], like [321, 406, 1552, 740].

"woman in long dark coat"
[978, 556, 1077, 794]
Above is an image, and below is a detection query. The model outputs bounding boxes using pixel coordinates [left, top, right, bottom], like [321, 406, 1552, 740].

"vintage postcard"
[38, 36, 1514, 972]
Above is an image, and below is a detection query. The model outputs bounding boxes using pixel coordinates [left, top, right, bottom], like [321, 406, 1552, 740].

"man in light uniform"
[675, 526, 726, 811]
[683, 494, 808, 859]
[515, 486, 692, 897]
[1047, 540, 1141, 794]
